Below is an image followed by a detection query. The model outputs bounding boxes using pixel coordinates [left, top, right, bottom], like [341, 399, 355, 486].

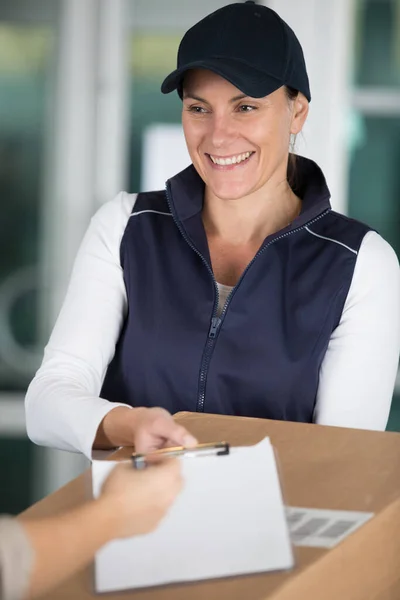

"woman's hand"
[98, 459, 183, 538]
[94, 406, 198, 452]
[132, 406, 197, 452]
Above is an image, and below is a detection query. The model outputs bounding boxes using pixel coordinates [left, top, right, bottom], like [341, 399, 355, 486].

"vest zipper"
[209, 317, 221, 338]
[165, 182, 330, 413]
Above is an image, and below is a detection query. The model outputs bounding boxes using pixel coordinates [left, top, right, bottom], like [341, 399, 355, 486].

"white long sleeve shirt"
[25, 192, 400, 459]
[0, 517, 33, 600]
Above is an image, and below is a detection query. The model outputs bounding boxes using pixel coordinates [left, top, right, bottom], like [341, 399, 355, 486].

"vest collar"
[165, 156, 332, 262]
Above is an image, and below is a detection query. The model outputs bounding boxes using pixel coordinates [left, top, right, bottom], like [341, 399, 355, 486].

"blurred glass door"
[0, 0, 60, 513]
[349, 0, 400, 429]
[127, 0, 230, 192]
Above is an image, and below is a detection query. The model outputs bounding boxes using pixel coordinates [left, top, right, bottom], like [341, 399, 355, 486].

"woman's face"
[182, 69, 308, 201]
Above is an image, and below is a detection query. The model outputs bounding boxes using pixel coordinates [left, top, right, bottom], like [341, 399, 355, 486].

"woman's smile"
[206, 151, 256, 170]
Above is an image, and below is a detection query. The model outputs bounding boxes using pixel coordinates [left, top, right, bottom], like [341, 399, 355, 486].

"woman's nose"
[209, 114, 236, 149]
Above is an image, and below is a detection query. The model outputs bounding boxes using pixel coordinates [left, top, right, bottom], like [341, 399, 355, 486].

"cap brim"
[161, 58, 283, 99]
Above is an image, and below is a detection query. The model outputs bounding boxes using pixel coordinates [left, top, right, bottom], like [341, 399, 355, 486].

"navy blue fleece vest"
[101, 157, 371, 422]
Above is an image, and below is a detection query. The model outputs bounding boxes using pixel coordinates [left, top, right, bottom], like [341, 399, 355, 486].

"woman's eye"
[238, 105, 256, 113]
[187, 106, 207, 114]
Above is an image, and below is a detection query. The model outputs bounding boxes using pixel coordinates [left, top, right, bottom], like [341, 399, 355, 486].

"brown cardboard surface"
[22, 413, 400, 599]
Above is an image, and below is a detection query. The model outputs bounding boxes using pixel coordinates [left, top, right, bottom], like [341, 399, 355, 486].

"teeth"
[210, 151, 252, 166]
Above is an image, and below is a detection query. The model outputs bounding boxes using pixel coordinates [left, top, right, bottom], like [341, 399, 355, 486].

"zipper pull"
[209, 317, 221, 339]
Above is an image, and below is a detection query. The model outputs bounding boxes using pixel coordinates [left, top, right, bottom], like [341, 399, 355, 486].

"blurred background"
[0, 0, 399, 514]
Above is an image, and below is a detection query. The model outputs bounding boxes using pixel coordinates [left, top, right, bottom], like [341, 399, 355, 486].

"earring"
[290, 133, 297, 153]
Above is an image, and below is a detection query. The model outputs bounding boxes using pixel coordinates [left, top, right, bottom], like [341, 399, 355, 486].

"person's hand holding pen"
[94, 405, 198, 453]
[20, 458, 183, 600]
[98, 458, 183, 538]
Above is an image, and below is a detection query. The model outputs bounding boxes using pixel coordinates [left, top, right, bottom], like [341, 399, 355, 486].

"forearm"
[25, 193, 135, 457]
[18, 499, 115, 599]
[26, 372, 134, 458]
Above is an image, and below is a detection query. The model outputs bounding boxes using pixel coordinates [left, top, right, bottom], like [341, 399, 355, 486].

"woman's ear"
[290, 93, 309, 135]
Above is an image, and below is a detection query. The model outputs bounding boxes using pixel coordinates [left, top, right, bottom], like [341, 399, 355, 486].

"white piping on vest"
[130, 210, 172, 218]
[305, 226, 358, 255]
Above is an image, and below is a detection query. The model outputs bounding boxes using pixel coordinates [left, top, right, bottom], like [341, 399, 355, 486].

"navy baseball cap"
[161, 1, 311, 102]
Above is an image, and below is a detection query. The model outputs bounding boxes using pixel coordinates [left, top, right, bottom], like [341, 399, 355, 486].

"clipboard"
[92, 436, 294, 593]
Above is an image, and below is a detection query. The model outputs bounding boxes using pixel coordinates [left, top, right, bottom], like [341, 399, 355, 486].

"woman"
[1, 457, 182, 600]
[25, 1, 400, 458]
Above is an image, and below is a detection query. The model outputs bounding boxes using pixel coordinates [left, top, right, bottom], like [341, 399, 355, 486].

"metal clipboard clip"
[131, 441, 230, 470]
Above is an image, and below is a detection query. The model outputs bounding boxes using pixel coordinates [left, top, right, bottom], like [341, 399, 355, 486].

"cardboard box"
[22, 412, 400, 599]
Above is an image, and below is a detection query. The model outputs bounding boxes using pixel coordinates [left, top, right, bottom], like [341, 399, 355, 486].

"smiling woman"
[25, 1, 400, 460]
[179, 71, 308, 286]
[181, 71, 307, 250]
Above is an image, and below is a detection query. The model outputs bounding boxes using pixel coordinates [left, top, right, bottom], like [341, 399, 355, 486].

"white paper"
[92, 437, 294, 593]
[286, 506, 374, 549]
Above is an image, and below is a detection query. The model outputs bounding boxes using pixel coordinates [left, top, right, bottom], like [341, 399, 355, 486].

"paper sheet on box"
[92, 437, 293, 593]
